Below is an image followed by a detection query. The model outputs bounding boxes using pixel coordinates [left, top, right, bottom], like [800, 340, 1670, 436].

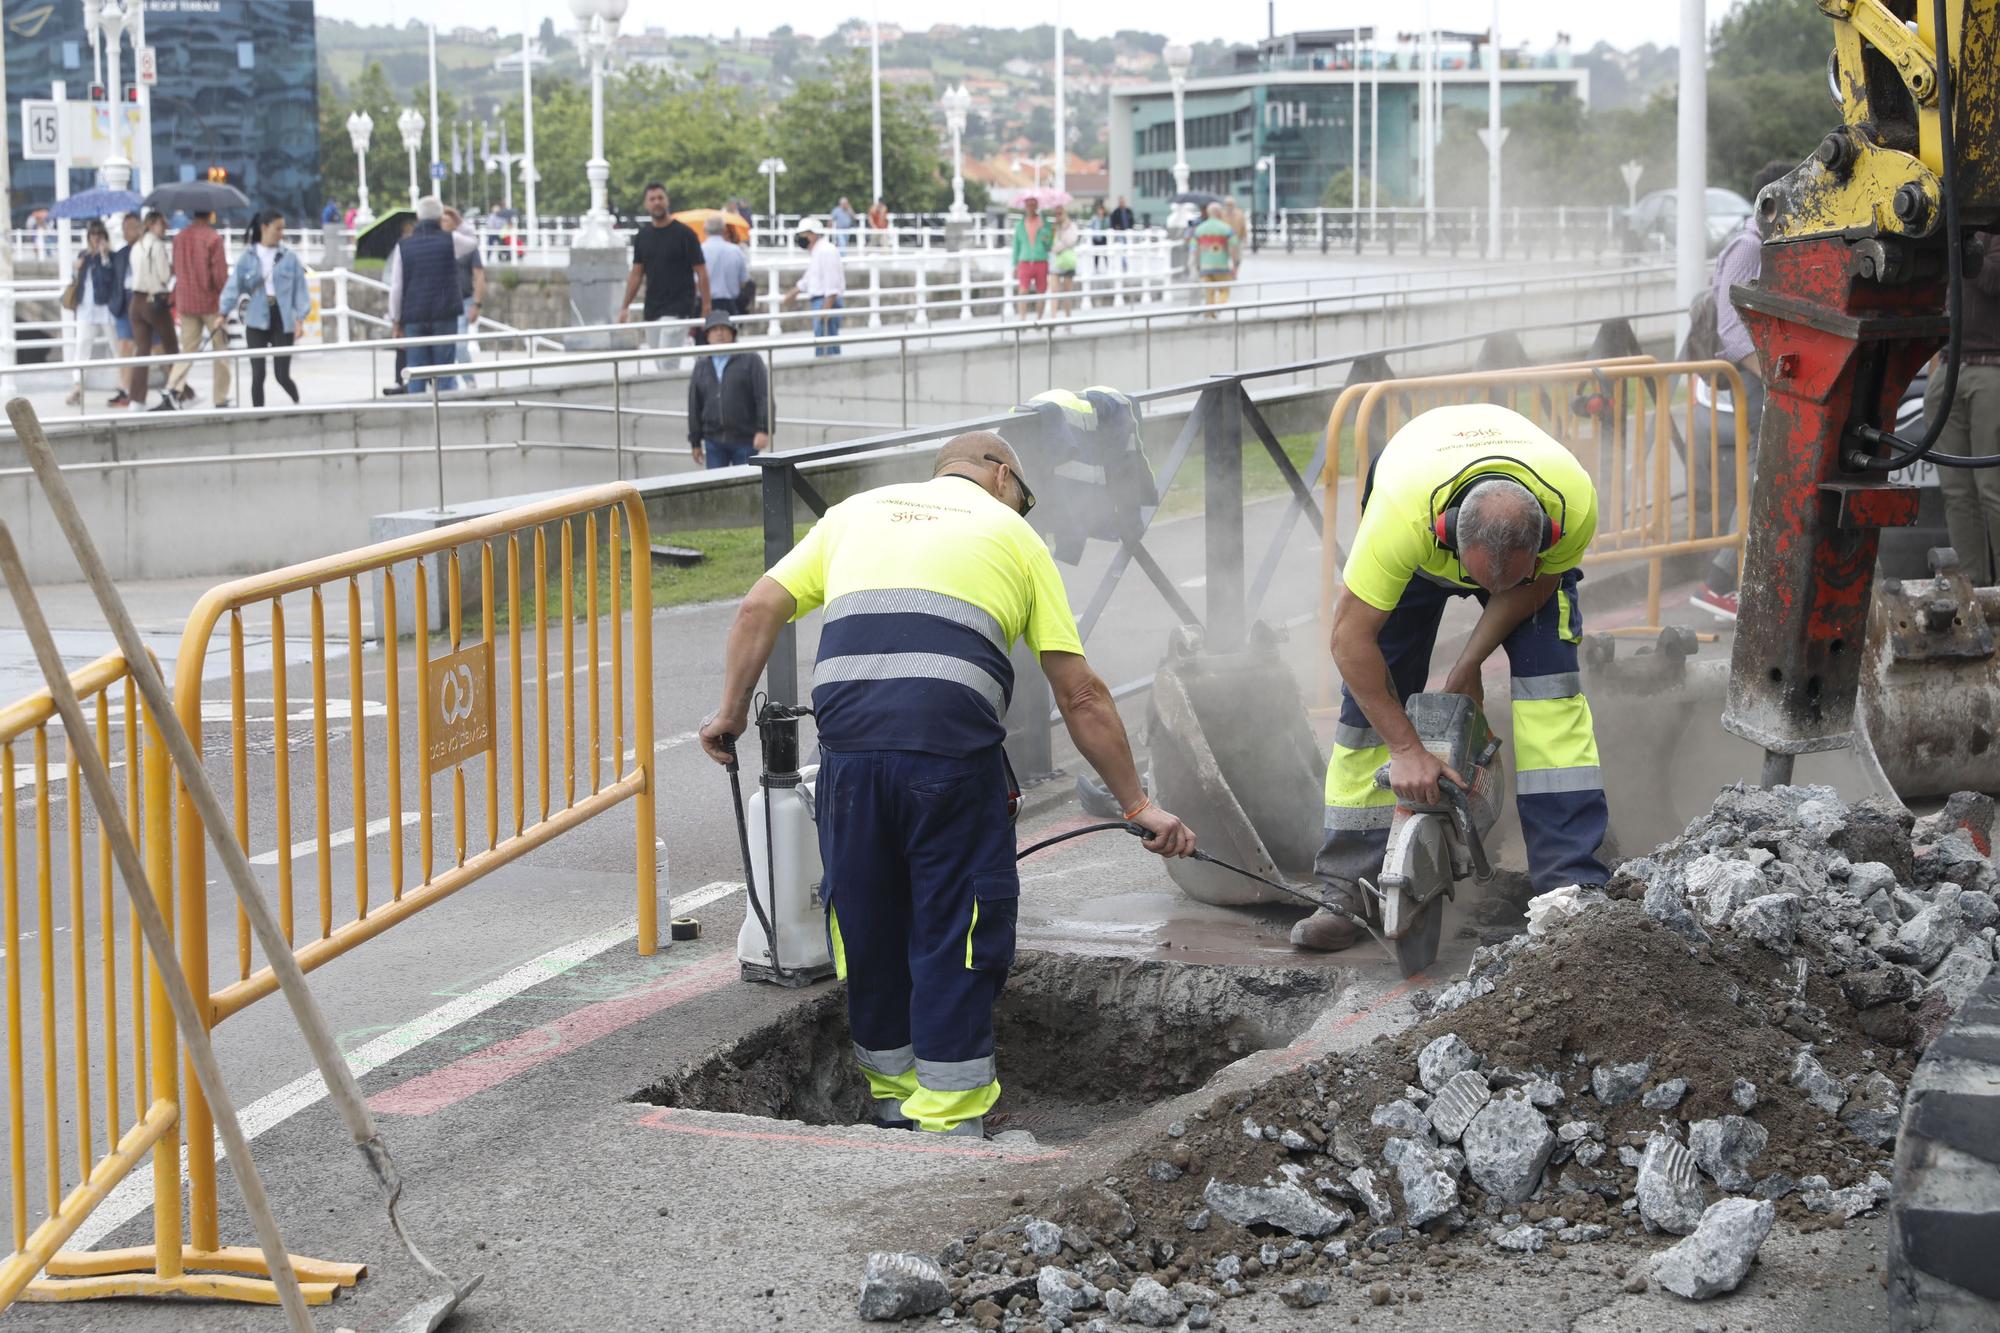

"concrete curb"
[1890, 969, 2000, 1331]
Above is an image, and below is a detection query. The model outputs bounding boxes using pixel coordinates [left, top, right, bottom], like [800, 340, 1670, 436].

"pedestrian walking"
[1685, 159, 1792, 620]
[386, 195, 463, 394]
[1047, 205, 1081, 319]
[701, 214, 750, 315]
[106, 213, 142, 408]
[65, 221, 119, 407]
[221, 210, 311, 408]
[686, 311, 770, 468]
[782, 218, 846, 356]
[867, 196, 890, 248]
[1088, 200, 1110, 274]
[1012, 197, 1052, 322]
[1109, 195, 1135, 274]
[1924, 229, 2000, 584]
[164, 209, 231, 407]
[616, 183, 710, 352]
[831, 197, 858, 252]
[441, 206, 487, 387]
[696, 431, 1194, 1136]
[1194, 203, 1240, 313]
[321, 199, 342, 230]
[128, 212, 179, 410]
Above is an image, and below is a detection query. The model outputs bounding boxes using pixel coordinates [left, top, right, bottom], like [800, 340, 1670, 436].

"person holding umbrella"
[221, 210, 311, 407]
[163, 210, 231, 408]
[128, 211, 180, 411]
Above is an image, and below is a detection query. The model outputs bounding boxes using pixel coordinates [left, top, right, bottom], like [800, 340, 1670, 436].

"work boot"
[1290, 881, 1370, 952]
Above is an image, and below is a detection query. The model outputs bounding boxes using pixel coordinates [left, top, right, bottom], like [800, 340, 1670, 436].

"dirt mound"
[887, 785, 2000, 1329]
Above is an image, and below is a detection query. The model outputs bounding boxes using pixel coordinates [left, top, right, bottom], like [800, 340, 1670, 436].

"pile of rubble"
[855, 786, 1997, 1328]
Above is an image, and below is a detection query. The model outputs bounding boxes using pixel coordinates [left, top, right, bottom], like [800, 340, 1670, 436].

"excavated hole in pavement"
[634, 953, 1347, 1144]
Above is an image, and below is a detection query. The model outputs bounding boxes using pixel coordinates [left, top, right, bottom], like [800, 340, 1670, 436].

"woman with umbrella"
[65, 220, 119, 407]
[220, 209, 312, 407]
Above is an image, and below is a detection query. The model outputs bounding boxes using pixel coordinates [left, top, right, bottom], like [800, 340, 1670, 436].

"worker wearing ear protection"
[1295, 403, 1607, 952]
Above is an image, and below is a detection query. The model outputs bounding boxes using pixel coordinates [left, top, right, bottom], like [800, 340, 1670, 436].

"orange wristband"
[1122, 796, 1153, 821]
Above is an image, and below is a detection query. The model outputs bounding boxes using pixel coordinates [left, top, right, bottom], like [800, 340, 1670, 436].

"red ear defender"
[1433, 508, 1559, 553]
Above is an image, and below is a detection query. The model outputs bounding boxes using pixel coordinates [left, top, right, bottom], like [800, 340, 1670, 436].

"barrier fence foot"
[31, 1244, 363, 1305]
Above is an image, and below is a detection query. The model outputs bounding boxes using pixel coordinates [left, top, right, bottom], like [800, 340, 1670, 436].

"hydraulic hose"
[1854, 0, 1981, 470]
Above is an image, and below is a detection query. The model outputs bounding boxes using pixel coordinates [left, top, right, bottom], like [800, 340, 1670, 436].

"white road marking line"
[624, 730, 697, 765]
[248, 811, 424, 866]
[65, 878, 747, 1252]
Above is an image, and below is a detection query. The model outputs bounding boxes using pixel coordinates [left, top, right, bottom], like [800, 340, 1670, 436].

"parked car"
[1622, 187, 1754, 256]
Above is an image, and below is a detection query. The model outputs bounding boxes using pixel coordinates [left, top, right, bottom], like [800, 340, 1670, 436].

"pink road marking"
[636, 1108, 1070, 1162]
[369, 953, 738, 1116]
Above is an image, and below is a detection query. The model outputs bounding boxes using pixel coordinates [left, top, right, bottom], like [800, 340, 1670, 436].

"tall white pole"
[1370, 40, 1380, 216]
[428, 20, 442, 188]
[1676, 0, 1708, 319]
[1486, 1, 1504, 259]
[1421, 9, 1436, 240]
[1054, 0, 1066, 196]
[522, 2, 539, 237]
[0, 8, 15, 397]
[1350, 32, 1361, 212]
[129, 0, 151, 193]
[870, 0, 884, 205]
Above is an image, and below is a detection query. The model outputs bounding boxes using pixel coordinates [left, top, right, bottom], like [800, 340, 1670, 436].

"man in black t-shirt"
[617, 183, 710, 351]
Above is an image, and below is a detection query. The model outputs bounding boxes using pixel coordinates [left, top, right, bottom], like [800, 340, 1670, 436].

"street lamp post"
[758, 157, 787, 236]
[570, 0, 629, 249]
[93, 0, 132, 193]
[941, 85, 971, 220]
[1012, 155, 1054, 190]
[398, 107, 425, 208]
[1255, 154, 1275, 240]
[1675, 0, 1707, 317]
[1620, 160, 1645, 208]
[1164, 42, 1192, 200]
[521, 0, 540, 239]
[427, 20, 441, 188]
[1480, 3, 1508, 260]
[347, 111, 375, 226]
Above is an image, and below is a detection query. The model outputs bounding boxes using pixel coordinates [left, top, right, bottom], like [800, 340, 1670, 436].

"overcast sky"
[318, 0, 1713, 53]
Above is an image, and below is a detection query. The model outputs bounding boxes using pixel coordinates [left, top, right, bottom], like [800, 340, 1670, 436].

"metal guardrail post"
[761, 461, 800, 705]
[334, 269, 351, 344]
[1204, 380, 1246, 650]
[430, 378, 445, 512]
[612, 360, 624, 480]
[900, 335, 910, 429]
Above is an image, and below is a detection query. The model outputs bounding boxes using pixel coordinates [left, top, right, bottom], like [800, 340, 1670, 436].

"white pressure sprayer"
[727, 703, 835, 986]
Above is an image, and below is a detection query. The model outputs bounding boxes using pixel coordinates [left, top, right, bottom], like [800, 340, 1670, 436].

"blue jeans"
[403, 317, 458, 392]
[702, 439, 755, 468]
[816, 745, 1016, 1132]
[810, 295, 843, 356]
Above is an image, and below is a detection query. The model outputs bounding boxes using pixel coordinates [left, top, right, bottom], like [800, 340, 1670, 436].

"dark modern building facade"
[5, 0, 321, 222]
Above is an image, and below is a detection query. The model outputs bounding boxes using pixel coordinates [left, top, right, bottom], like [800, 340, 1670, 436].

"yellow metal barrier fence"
[170, 482, 657, 1258]
[1318, 360, 1751, 680]
[0, 654, 355, 1309]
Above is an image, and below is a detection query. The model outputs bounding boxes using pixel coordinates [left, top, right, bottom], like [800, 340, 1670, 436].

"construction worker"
[698, 432, 1195, 1135]
[1294, 403, 1607, 951]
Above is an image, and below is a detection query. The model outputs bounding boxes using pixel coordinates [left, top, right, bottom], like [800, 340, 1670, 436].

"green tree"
[316, 59, 463, 216]
[1711, 0, 1834, 79]
[1319, 168, 1393, 209]
[767, 57, 954, 212]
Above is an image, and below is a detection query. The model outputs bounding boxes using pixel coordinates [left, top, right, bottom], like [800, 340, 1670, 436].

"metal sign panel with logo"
[138, 47, 159, 87]
[21, 100, 61, 160]
[425, 639, 495, 775]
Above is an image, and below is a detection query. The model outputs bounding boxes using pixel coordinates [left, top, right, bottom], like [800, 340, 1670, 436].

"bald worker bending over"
[1296, 404, 1609, 951]
[699, 431, 1194, 1137]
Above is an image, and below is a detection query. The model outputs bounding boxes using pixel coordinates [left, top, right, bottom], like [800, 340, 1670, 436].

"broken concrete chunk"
[1642, 1078, 1690, 1112]
[1803, 1171, 1892, 1220]
[1277, 1129, 1313, 1154]
[1636, 1134, 1706, 1236]
[1210, 1254, 1241, 1281]
[1644, 880, 1712, 943]
[1491, 1223, 1545, 1253]
[1426, 1069, 1492, 1144]
[1880, 887, 1970, 971]
[1117, 1275, 1186, 1328]
[857, 1251, 950, 1321]
[1025, 1218, 1064, 1257]
[1346, 1167, 1395, 1225]
[1148, 1159, 1185, 1183]
[1462, 1095, 1556, 1203]
[1839, 962, 1917, 1010]
[1789, 1050, 1848, 1116]
[1184, 1208, 1210, 1233]
[1558, 1223, 1612, 1244]
[1925, 940, 1996, 1017]
[1752, 1172, 1797, 1200]
[1573, 1141, 1606, 1168]
[1036, 1266, 1102, 1320]
[1417, 1033, 1481, 1092]
[1201, 1179, 1352, 1238]
[1688, 1115, 1769, 1192]
[1386, 1137, 1460, 1229]
[1651, 1198, 1775, 1300]
[1277, 1277, 1331, 1309]
[1838, 1071, 1902, 1149]
[1847, 860, 1899, 899]
[1369, 1099, 1432, 1139]
[1686, 855, 1767, 926]
[1521, 1077, 1564, 1108]
[1591, 1059, 1652, 1106]
[1731, 893, 1802, 950]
